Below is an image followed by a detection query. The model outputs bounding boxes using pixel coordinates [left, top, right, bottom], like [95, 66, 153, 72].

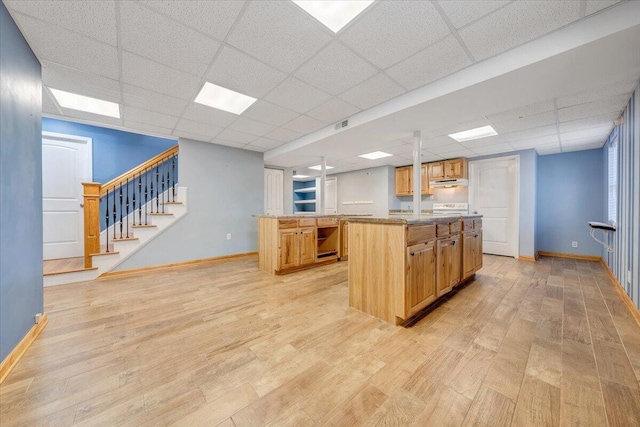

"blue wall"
[0, 3, 44, 361]
[536, 149, 604, 256]
[42, 117, 176, 183]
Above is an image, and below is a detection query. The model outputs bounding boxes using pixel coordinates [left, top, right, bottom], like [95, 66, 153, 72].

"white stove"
[432, 202, 469, 216]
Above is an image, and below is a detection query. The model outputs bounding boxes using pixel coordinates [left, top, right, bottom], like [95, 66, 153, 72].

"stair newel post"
[155, 163, 159, 214]
[125, 177, 130, 238]
[138, 173, 142, 226]
[82, 182, 101, 268]
[172, 155, 176, 203]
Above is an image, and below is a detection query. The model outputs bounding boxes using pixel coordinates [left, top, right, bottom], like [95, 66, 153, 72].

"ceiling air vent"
[335, 119, 349, 130]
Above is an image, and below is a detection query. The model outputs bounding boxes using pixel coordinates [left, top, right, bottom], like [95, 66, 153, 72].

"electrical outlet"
[226, 233, 231, 240]
[572, 241, 578, 248]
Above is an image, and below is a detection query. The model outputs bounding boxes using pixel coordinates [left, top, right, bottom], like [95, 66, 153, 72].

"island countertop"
[346, 214, 482, 225]
[254, 214, 373, 219]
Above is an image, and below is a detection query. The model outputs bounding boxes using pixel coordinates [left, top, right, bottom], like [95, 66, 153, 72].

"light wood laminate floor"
[2, 255, 639, 426]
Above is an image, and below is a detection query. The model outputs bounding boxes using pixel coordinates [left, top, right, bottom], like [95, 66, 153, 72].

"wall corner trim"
[0, 314, 48, 384]
[519, 252, 540, 262]
[601, 258, 640, 328]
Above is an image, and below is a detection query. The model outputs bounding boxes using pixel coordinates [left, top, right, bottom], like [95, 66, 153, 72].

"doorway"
[42, 132, 92, 260]
[264, 168, 284, 215]
[469, 156, 519, 258]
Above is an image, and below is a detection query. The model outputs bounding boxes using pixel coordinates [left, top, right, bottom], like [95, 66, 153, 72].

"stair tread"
[90, 251, 120, 257]
[112, 237, 139, 241]
[132, 224, 157, 228]
[148, 212, 174, 216]
[43, 267, 98, 277]
[165, 201, 182, 205]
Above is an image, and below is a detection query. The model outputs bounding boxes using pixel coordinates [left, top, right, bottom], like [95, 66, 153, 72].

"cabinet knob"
[410, 252, 415, 256]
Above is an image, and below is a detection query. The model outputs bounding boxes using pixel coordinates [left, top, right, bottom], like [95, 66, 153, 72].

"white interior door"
[264, 168, 284, 215]
[42, 132, 92, 260]
[324, 176, 337, 214]
[469, 156, 519, 257]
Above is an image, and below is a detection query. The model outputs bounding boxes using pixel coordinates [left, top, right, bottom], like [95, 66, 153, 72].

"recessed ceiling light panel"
[292, 174, 310, 178]
[50, 88, 120, 118]
[292, 0, 374, 33]
[308, 165, 334, 170]
[448, 125, 498, 142]
[194, 82, 257, 115]
[359, 151, 392, 160]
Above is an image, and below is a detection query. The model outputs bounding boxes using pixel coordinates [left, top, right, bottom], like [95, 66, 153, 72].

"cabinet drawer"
[407, 224, 436, 244]
[450, 221, 461, 234]
[278, 219, 298, 229]
[317, 217, 337, 226]
[299, 218, 317, 227]
[436, 223, 450, 237]
[462, 219, 474, 231]
[474, 219, 482, 230]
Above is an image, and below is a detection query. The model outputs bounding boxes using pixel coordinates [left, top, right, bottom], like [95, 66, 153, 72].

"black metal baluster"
[172, 155, 176, 202]
[112, 186, 116, 247]
[132, 175, 137, 226]
[155, 163, 159, 213]
[125, 177, 130, 238]
[138, 173, 142, 226]
[144, 169, 149, 224]
[105, 189, 110, 253]
[162, 159, 166, 213]
[150, 180, 155, 215]
[119, 185, 123, 239]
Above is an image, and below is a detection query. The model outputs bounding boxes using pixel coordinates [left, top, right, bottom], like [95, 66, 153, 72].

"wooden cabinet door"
[342, 222, 348, 258]
[395, 166, 412, 196]
[406, 241, 437, 316]
[299, 227, 317, 265]
[279, 229, 299, 270]
[436, 238, 452, 296]
[462, 231, 475, 279]
[474, 230, 483, 271]
[420, 164, 433, 195]
[450, 234, 461, 288]
[445, 158, 466, 179]
[429, 162, 445, 180]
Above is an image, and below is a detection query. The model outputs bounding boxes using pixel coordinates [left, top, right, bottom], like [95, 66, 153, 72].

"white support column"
[319, 156, 326, 215]
[412, 130, 422, 217]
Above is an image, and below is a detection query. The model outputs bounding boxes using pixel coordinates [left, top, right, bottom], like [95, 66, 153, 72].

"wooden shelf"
[294, 200, 316, 204]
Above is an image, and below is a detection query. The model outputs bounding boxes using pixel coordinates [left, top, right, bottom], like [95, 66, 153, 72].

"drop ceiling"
[5, 0, 640, 175]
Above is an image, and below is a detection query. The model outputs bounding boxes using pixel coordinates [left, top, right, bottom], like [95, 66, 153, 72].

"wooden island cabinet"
[348, 215, 482, 325]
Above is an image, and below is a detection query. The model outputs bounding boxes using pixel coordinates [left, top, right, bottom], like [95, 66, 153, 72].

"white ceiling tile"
[180, 103, 238, 128]
[437, 149, 475, 158]
[492, 111, 557, 134]
[557, 93, 630, 122]
[243, 144, 269, 153]
[123, 121, 174, 138]
[295, 41, 378, 96]
[471, 143, 514, 155]
[140, 0, 245, 41]
[535, 144, 563, 155]
[226, 0, 332, 73]
[206, 46, 287, 99]
[384, 144, 414, 156]
[306, 98, 361, 124]
[121, 52, 201, 101]
[340, 1, 450, 69]
[502, 124, 558, 142]
[339, 73, 405, 110]
[487, 100, 556, 124]
[42, 61, 121, 103]
[558, 112, 620, 133]
[437, 0, 511, 29]
[216, 129, 258, 144]
[264, 127, 304, 143]
[282, 115, 326, 134]
[265, 77, 332, 114]
[509, 134, 559, 149]
[123, 105, 179, 129]
[459, 1, 580, 61]
[560, 125, 612, 142]
[13, 13, 119, 79]
[585, 0, 624, 16]
[386, 35, 472, 91]
[58, 107, 122, 127]
[557, 79, 638, 108]
[210, 139, 247, 149]
[5, 0, 117, 45]
[422, 152, 445, 162]
[42, 88, 58, 107]
[437, 118, 491, 136]
[43, 104, 62, 115]
[122, 84, 188, 117]
[460, 134, 505, 149]
[120, 2, 219, 76]
[248, 137, 283, 149]
[423, 135, 456, 148]
[429, 142, 466, 154]
[243, 101, 300, 127]
[228, 117, 277, 137]
[562, 142, 605, 152]
[173, 130, 213, 143]
[174, 118, 222, 139]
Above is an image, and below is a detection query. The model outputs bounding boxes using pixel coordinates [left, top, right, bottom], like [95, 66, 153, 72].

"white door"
[42, 132, 92, 260]
[469, 156, 519, 257]
[264, 168, 284, 215]
[324, 176, 337, 214]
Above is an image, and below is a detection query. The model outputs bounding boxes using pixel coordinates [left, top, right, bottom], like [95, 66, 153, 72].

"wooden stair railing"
[82, 145, 179, 268]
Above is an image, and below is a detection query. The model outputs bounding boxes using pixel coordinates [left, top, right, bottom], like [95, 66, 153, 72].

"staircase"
[44, 146, 186, 286]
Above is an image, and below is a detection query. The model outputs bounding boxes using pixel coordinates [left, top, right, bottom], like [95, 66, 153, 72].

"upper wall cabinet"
[428, 158, 467, 181]
[395, 164, 432, 196]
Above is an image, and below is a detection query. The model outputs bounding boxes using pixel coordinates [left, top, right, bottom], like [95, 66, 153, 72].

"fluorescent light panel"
[194, 82, 256, 115]
[292, 0, 374, 33]
[308, 165, 334, 170]
[292, 174, 310, 178]
[448, 125, 498, 142]
[359, 151, 392, 160]
[49, 88, 120, 118]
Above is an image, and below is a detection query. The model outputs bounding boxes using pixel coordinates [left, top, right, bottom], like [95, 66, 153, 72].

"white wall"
[115, 138, 263, 270]
[332, 166, 396, 217]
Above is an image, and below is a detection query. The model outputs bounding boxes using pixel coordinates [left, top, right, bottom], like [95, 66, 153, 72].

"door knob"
[80, 203, 84, 208]
[473, 211, 478, 214]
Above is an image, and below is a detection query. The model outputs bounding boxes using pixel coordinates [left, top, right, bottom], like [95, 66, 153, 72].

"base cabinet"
[437, 234, 461, 296]
[406, 241, 437, 317]
[279, 227, 316, 270]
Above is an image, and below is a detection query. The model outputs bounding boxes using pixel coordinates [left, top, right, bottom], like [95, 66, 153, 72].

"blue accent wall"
[536, 149, 604, 256]
[42, 117, 176, 183]
[0, 2, 44, 361]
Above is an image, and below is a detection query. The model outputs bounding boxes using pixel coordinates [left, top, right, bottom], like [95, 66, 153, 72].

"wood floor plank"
[412, 385, 472, 427]
[560, 380, 608, 427]
[462, 385, 515, 427]
[512, 375, 560, 427]
[600, 378, 640, 427]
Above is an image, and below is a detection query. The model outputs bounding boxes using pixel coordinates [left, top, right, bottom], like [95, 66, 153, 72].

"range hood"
[429, 178, 469, 188]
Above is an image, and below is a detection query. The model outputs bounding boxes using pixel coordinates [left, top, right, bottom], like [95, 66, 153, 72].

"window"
[607, 135, 618, 225]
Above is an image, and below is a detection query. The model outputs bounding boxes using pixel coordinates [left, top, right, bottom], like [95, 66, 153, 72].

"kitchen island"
[348, 215, 483, 325]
